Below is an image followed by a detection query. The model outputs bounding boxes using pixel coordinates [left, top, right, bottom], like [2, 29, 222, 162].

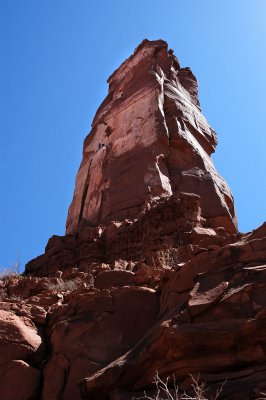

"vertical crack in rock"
[78, 182, 89, 224]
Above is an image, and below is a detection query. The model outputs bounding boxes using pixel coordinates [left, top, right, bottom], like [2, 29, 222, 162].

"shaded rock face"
[1, 39, 266, 400]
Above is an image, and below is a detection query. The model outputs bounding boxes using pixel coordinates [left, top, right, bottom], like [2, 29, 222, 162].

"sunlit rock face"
[66, 39, 237, 235]
[13, 39, 266, 400]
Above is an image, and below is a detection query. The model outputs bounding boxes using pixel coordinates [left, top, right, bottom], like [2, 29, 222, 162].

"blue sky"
[1, 0, 266, 272]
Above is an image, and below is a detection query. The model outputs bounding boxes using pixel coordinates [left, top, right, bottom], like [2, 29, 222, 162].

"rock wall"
[1, 40, 265, 400]
[66, 39, 237, 235]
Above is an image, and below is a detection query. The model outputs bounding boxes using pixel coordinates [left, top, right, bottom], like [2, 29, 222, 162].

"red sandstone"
[0, 39, 265, 400]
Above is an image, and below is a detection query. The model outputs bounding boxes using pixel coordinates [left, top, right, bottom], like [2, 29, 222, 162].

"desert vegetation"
[133, 373, 225, 400]
[47, 278, 82, 292]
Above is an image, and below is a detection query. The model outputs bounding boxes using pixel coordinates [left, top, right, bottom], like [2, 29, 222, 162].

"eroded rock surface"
[81, 224, 266, 400]
[1, 39, 265, 399]
[66, 39, 237, 235]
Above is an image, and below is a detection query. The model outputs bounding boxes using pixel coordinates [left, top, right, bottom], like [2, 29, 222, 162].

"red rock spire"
[66, 39, 237, 234]
[5, 40, 266, 400]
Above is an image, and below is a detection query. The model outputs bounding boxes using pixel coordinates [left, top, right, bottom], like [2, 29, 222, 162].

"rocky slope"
[1, 39, 266, 400]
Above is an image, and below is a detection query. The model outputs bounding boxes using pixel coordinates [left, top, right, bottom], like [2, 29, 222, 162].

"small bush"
[0, 258, 20, 281]
[48, 279, 80, 292]
[133, 372, 225, 400]
[0, 269, 21, 282]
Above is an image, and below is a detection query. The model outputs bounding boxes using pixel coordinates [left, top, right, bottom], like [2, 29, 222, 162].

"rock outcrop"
[66, 39, 236, 235]
[1, 39, 265, 400]
[25, 39, 237, 278]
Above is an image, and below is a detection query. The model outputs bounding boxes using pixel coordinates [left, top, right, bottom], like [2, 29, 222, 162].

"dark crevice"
[78, 183, 89, 224]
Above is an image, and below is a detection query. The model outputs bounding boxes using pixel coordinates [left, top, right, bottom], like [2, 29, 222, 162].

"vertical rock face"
[4, 39, 266, 400]
[66, 39, 237, 235]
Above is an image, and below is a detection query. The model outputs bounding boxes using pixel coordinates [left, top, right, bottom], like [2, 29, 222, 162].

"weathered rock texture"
[1, 39, 265, 400]
[66, 39, 237, 235]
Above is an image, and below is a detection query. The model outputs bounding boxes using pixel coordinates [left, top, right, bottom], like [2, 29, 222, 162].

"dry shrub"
[133, 372, 225, 400]
[48, 279, 80, 292]
[0, 270, 21, 282]
[0, 259, 20, 281]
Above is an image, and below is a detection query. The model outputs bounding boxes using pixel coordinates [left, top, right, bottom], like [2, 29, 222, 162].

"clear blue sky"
[1, 0, 266, 272]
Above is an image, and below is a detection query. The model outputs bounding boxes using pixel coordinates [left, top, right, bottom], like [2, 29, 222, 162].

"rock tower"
[0, 40, 265, 400]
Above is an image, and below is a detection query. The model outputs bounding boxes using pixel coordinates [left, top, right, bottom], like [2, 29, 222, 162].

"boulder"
[0, 360, 40, 400]
[0, 310, 43, 366]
